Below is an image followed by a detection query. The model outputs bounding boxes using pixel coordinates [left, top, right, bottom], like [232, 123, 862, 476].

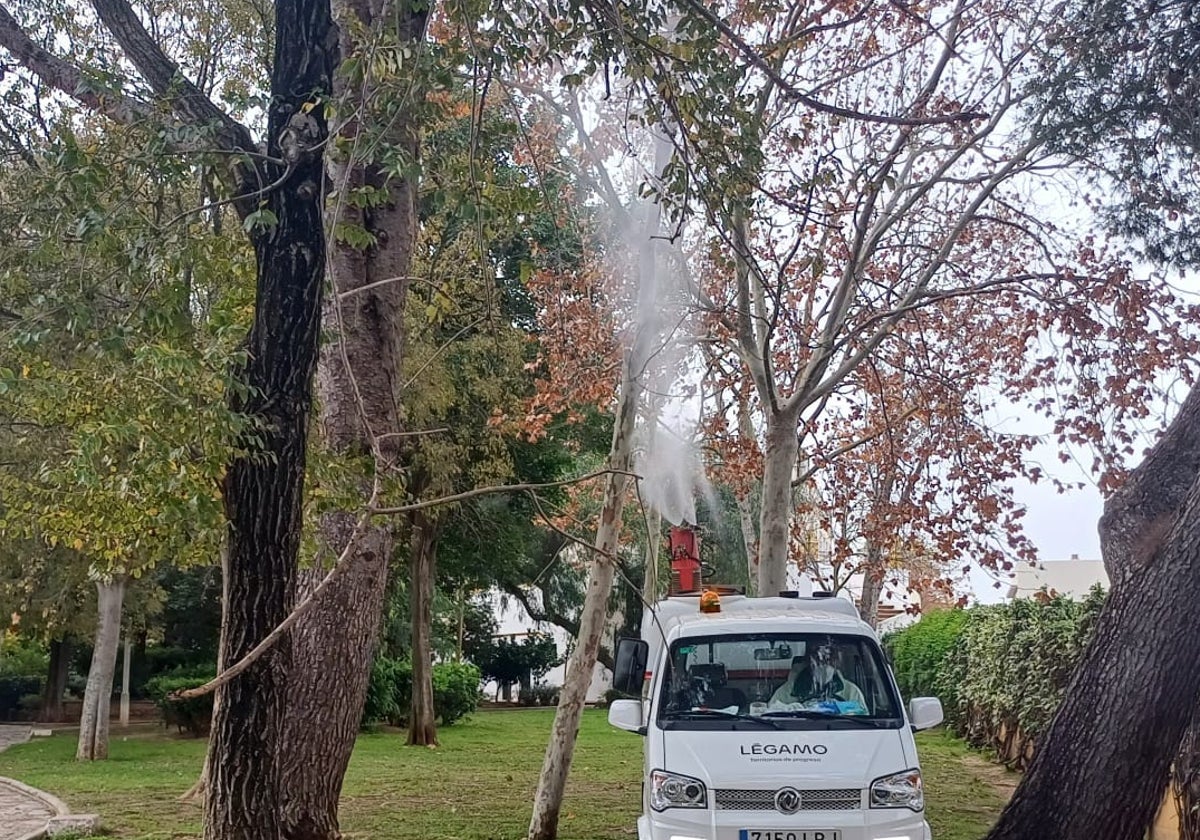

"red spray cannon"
[668, 525, 701, 594]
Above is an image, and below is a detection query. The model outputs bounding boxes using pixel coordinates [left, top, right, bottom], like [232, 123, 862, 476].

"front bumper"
[635, 810, 933, 840]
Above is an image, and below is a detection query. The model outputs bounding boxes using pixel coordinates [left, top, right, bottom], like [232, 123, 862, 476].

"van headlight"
[870, 769, 924, 812]
[650, 769, 707, 811]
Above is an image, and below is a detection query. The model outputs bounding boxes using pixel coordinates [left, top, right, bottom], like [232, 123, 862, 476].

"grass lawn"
[0, 710, 1010, 840]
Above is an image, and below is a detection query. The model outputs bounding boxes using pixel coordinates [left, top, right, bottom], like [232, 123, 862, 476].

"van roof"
[639, 594, 872, 659]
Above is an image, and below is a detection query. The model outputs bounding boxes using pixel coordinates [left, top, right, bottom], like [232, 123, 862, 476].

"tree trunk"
[40, 639, 70, 723]
[408, 512, 439, 747]
[279, 533, 391, 840]
[757, 410, 800, 597]
[204, 0, 336, 834]
[736, 493, 759, 596]
[644, 507, 662, 603]
[985, 383, 1200, 840]
[274, 1, 428, 833]
[858, 542, 885, 628]
[76, 577, 125, 761]
[528, 355, 641, 840]
[736, 395, 760, 595]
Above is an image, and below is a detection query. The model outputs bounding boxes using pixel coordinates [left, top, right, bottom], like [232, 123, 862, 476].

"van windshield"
[656, 633, 903, 730]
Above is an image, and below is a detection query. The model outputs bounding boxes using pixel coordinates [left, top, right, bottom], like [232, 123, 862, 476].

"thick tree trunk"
[408, 512, 439, 747]
[985, 383, 1200, 840]
[528, 357, 642, 840]
[40, 639, 70, 723]
[757, 410, 800, 597]
[204, 1, 335, 835]
[274, 2, 427, 834]
[76, 577, 125, 761]
[279, 534, 390, 840]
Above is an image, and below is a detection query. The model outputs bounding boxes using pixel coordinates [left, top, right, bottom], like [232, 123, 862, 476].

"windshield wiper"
[760, 710, 892, 727]
[661, 709, 782, 729]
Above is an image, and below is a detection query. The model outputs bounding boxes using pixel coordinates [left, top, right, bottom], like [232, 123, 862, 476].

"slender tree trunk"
[736, 396, 760, 595]
[757, 410, 800, 597]
[204, 0, 336, 833]
[408, 512, 439, 747]
[528, 356, 642, 840]
[644, 507, 662, 603]
[736, 493, 758, 595]
[985, 383, 1200, 840]
[40, 639, 70, 722]
[76, 577, 125, 761]
[858, 542, 885, 628]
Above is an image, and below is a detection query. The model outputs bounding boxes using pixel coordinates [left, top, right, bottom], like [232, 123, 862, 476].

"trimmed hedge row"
[884, 586, 1106, 769]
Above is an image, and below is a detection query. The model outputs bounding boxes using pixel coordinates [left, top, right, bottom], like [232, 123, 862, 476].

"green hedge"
[145, 674, 215, 737]
[938, 587, 1105, 767]
[884, 586, 1106, 769]
[363, 658, 481, 727]
[883, 609, 968, 700]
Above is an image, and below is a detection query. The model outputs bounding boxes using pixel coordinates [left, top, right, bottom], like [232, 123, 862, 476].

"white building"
[488, 590, 611, 703]
[1006, 555, 1108, 601]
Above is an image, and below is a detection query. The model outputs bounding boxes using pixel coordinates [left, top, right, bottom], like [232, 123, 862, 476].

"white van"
[608, 592, 944, 840]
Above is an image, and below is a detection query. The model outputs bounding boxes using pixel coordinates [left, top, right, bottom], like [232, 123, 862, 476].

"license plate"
[739, 832, 841, 840]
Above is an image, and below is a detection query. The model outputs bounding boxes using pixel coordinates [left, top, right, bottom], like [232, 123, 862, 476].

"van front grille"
[713, 788, 862, 811]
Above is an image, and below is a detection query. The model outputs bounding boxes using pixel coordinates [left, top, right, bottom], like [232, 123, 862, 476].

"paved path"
[0, 725, 55, 840]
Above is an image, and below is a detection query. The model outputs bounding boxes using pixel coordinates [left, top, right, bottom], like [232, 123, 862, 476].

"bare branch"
[668, 0, 988, 126]
[370, 469, 642, 516]
[0, 6, 155, 127]
[88, 0, 256, 155]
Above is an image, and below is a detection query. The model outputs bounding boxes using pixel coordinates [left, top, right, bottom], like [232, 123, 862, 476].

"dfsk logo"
[739, 743, 828, 756]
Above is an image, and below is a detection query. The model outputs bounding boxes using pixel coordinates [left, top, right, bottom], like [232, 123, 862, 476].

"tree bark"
[858, 542, 885, 628]
[278, 534, 390, 840]
[985, 383, 1200, 840]
[528, 355, 642, 840]
[644, 507, 662, 603]
[275, 0, 427, 833]
[737, 493, 759, 596]
[204, 0, 336, 835]
[757, 410, 800, 597]
[76, 577, 125, 761]
[408, 511, 440, 747]
[40, 639, 71, 723]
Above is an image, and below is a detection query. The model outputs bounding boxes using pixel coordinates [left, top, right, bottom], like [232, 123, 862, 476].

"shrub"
[363, 656, 412, 726]
[883, 609, 968, 700]
[0, 676, 42, 720]
[0, 634, 48, 678]
[145, 674, 215, 737]
[518, 682, 560, 707]
[363, 658, 478, 727]
[432, 661, 481, 726]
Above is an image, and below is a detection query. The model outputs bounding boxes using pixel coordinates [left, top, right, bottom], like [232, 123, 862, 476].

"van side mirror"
[909, 697, 944, 731]
[612, 637, 649, 696]
[608, 699, 645, 734]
